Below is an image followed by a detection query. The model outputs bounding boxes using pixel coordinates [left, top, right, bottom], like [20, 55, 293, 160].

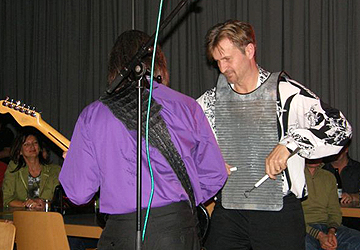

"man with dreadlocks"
[59, 30, 227, 250]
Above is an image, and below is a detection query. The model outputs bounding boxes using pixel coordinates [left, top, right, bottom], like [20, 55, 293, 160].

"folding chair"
[0, 221, 16, 250]
[13, 211, 70, 250]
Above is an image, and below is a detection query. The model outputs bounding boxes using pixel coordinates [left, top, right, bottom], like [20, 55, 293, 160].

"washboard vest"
[215, 72, 284, 211]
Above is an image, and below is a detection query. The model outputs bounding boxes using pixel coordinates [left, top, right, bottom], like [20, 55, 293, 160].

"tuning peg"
[8, 99, 15, 108]
[25, 106, 32, 115]
[30, 107, 36, 117]
[14, 100, 21, 110]
[3, 97, 10, 106]
[19, 103, 26, 113]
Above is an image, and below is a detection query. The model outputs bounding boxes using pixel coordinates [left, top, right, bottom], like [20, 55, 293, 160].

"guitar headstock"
[0, 97, 42, 127]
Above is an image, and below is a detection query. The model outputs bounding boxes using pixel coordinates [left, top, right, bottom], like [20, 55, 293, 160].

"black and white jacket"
[197, 67, 352, 198]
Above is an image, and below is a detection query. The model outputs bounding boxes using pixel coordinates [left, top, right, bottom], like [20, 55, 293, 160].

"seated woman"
[2, 128, 61, 209]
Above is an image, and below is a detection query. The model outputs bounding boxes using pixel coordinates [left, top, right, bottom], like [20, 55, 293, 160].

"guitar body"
[197, 203, 210, 243]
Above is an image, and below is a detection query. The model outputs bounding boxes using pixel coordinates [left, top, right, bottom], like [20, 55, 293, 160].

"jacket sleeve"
[306, 225, 321, 240]
[2, 161, 20, 207]
[278, 79, 352, 159]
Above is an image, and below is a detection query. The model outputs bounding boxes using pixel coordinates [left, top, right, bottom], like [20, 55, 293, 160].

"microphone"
[106, 47, 152, 95]
[105, 0, 190, 95]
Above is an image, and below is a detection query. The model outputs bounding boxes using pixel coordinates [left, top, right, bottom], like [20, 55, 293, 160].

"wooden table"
[341, 201, 360, 218]
[63, 213, 102, 238]
[0, 207, 103, 239]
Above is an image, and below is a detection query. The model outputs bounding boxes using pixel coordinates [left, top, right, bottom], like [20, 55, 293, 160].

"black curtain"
[1, 0, 359, 160]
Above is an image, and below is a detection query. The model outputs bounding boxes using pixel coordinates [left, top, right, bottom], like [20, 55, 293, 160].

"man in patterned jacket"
[197, 20, 352, 250]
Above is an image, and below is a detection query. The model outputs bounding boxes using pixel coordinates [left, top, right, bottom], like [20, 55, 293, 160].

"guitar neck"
[35, 118, 70, 152]
[1, 98, 70, 152]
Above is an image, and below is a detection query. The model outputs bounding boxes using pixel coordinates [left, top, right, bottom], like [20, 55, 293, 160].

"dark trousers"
[97, 201, 200, 250]
[306, 224, 360, 250]
[343, 217, 360, 232]
[204, 194, 306, 250]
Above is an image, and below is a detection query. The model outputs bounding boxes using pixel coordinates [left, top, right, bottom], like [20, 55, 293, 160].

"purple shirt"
[59, 82, 227, 214]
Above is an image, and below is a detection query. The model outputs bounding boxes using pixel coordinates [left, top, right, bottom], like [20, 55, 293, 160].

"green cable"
[142, 0, 164, 242]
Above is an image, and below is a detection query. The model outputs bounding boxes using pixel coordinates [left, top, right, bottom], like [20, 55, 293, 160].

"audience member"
[323, 141, 360, 203]
[0, 114, 16, 207]
[323, 140, 360, 231]
[303, 159, 360, 250]
[2, 128, 61, 209]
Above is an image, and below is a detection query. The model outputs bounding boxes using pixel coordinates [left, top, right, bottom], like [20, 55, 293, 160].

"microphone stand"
[134, 64, 146, 250]
[104, 1, 190, 249]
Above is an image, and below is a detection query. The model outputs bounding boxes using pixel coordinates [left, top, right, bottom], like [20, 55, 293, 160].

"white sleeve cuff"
[279, 137, 299, 153]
